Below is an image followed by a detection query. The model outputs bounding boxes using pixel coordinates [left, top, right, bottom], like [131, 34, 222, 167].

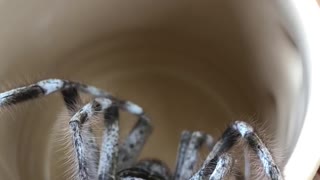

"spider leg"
[98, 106, 120, 180]
[190, 153, 233, 180]
[208, 153, 233, 180]
[62, 87, 100, 179]
[0, 79, 151, 178]
[82, 127, 100, 179]
[174, 131, 192, 180]
[61, 87, 80, 113]
[61, 86, 148, 179]
[118, 115, 153, 170]
[0, 79, 144, 116]
[193, 121, 282, 180]
[69, 98, 112, 180]
[175, 131, 214, 180]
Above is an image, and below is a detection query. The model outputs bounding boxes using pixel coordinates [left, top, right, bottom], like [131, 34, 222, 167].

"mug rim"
[284, 0, 320, 179]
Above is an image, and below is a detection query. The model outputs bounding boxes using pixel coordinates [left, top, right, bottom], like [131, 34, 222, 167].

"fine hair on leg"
[62, 87, 100, 179]
[192, 121, 282, 180]
[0, 79, 156, 180]
[69, 98, 112, 180]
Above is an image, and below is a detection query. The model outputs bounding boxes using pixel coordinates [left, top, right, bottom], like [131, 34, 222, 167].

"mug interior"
[0, 1, 306, 179]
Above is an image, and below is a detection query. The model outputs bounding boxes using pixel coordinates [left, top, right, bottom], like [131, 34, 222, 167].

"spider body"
[0, 79, 283, 180]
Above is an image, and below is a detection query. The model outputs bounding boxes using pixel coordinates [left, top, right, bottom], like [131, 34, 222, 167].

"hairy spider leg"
[176, 131, 214, 180]
[61, 86, 153, 179]
[190, 153, 233, 180]
[98, 106, 120, 180]
[69, 98, 112, 180]
[191, 121, 282, 180]
[208, 153, 233, 180]
[62, 87, 100, 179]
[61, 86, 152, 180]
[0, 79, 144, 116]
[61, 87, 80, 113]
[0, 79, 155, 179]
[117, 114, 153, 171]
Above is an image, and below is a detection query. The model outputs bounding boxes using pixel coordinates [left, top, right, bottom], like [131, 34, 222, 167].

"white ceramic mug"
[0, 0, 318, 179]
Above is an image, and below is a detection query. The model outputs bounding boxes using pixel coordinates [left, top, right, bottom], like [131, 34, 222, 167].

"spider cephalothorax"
[0, 79, 283, 180]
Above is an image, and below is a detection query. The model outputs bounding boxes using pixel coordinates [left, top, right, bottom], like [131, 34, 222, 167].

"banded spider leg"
[0, 79, 153, 180]
[190, 121, 283, 180]
[0, 79, 283, 180]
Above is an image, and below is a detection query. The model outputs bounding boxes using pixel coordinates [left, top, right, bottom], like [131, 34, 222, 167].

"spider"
[0, 79, 283, 180]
